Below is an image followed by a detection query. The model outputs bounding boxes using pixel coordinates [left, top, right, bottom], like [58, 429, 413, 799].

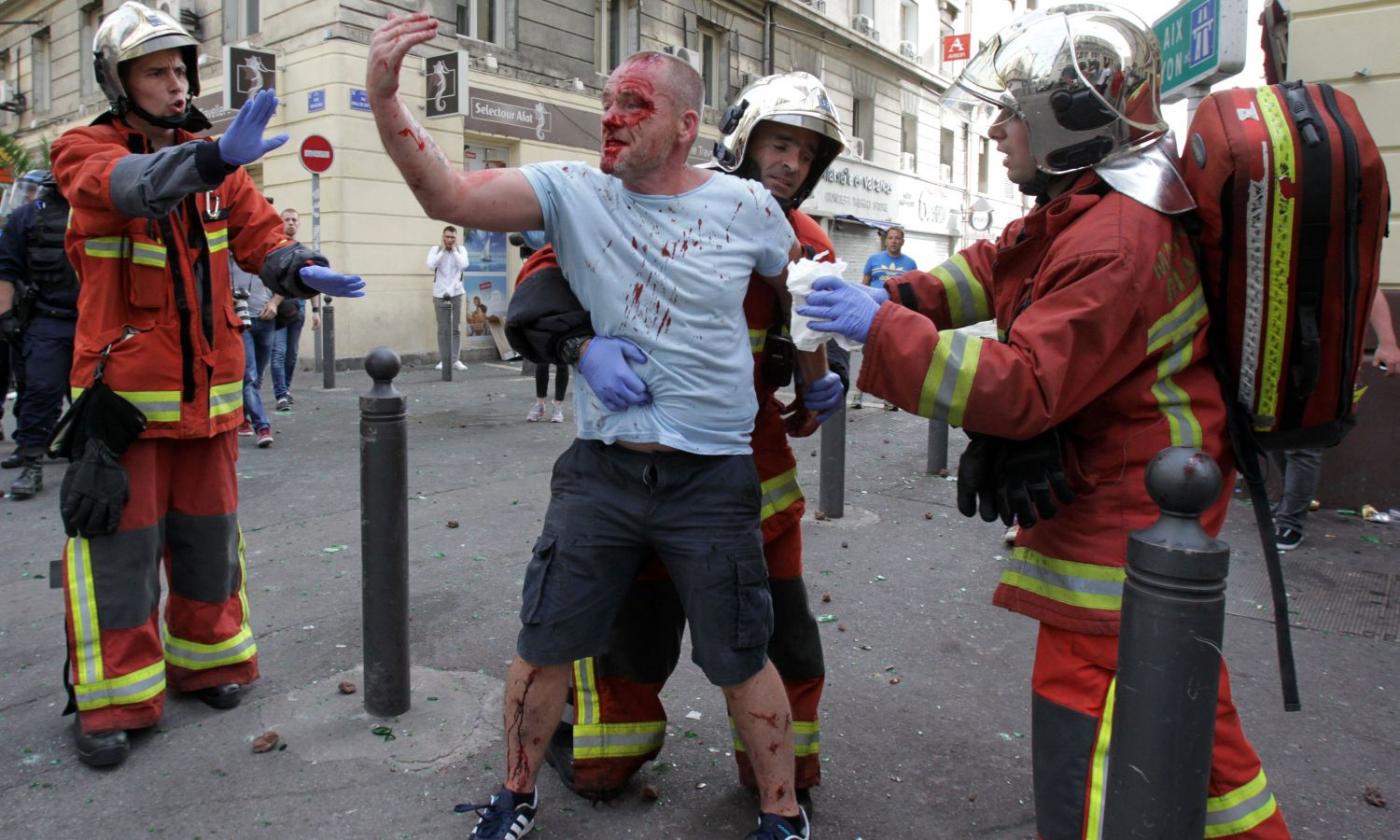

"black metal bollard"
[926, 418, 948, 475]
[360, 348, 410, 717]
[322, 297, 337, 389]
[818, 403, 846, 518]
[1104, 447, 1228, 838]
[435, 298, 454, 381]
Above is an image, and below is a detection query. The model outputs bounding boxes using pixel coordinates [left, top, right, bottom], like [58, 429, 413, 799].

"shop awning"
[833, 214, 898, 231]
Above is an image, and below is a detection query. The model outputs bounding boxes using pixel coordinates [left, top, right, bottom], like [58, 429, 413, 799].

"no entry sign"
[299, 135, 334, 174]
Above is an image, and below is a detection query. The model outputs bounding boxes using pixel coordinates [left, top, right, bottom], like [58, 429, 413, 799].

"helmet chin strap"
[124, 97, 210, 132]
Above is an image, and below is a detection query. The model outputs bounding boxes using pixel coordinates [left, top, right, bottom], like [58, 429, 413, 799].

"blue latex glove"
[578, 337, 650, 412]
[797, 275, 881, 344]
[299, 265, 366, 298]
[218, 90, 289, 166]
[803, 371, 844, 423]
[857, 284, 890, 305]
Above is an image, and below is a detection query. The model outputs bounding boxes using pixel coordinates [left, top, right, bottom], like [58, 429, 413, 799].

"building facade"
[0, 0, 1032, 361]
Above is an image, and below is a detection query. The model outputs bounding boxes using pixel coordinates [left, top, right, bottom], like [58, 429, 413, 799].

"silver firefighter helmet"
[93, 1, 201, 128]
[713, 71, 846, 208]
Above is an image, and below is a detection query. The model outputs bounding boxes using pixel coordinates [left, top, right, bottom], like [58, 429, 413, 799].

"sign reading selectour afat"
[1153, 0, 1246, 101]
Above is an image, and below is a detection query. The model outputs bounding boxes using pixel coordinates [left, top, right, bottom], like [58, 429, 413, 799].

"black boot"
[1, 450, 24, 469]
[194, 683, 242, 709]
[8, 459, 42, 499]
[75, 725, 130, 768]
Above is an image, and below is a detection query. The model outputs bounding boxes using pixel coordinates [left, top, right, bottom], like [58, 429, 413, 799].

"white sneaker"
[550, 405, 565, 423]
[454, 360, 469, 371]
[434, 362, 443, 370]
[526, 403, 545, 422]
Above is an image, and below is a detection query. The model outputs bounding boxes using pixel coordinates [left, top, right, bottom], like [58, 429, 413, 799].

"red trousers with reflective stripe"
[1031, 624, 1289, 839]
[63, 433, 258, 733]
[572, 523, 824, 795]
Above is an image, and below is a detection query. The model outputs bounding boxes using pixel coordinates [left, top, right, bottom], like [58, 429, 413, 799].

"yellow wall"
[1288, 0, 1400, 287]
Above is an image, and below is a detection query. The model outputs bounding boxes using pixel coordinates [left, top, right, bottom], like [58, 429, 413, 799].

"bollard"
[435, 297, 454, 381]
[818, 403, 846, 518]
[926, 417, 948, 475]
[1103, 447, 1228, 838]
[322, 297, 336, 389]
[360, 348, 410, 717]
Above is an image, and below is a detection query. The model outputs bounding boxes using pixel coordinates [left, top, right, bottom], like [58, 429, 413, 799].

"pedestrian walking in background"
[427, 224, 469, 371]
[271, 207, 317, 411]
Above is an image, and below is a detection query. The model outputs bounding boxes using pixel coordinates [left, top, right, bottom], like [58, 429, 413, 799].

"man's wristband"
[558, 334, 591, 365]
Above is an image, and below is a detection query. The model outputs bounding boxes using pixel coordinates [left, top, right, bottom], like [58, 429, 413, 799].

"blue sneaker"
[747, 807, 810, 839]
[457, 788, 538, 839]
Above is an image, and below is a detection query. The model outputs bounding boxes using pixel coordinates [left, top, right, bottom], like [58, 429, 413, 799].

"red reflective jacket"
[865, 174, 1233, 634]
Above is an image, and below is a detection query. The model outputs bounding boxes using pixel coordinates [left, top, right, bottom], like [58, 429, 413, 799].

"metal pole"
[818, 404, 846, 518]
[1103, 447, 1228, 839]
[926, 418, 948, 475]
[360, 347, 410, 717]
[315, 173, 336, 389]
[435, 297, 454, 381]
[311, 179, 323, 373]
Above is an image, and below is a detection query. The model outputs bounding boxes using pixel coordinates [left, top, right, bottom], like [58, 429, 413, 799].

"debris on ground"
[446, 520, 460, 528]
[816, 614, 837, 623]
[837, 624, 847, 632]
[322, 544, 347, 553]
[641, 785, 659, 802]
[1363, 785, 1386, 808]
[814, 511, 829, 521]
[252, 731, 280, 753]
[371, 725, 396, 742]
[821, 593, 832, 603]
[338, 681, 357, 695]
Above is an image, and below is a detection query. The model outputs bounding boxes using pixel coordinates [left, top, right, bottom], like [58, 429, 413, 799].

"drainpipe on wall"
[764, 1, 775, 75]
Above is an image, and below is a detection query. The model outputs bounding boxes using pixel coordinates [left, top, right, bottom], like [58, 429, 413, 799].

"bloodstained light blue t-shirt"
[521, 162, 795, 455]
[862, 251, 918, 290]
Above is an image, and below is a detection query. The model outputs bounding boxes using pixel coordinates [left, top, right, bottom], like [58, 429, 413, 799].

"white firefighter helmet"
[93, 1, 201, 126]
[713, 71, 846, 208]
[942, 3, 1166, 175]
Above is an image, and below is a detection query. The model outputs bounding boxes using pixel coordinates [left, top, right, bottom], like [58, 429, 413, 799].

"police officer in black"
[0, 170, 79, 499]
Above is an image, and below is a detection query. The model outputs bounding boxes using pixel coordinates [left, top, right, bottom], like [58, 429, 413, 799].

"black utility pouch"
[760, 332, 795, 389]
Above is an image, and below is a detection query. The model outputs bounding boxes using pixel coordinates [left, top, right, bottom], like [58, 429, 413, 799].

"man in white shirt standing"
[427, 224, 469, 370]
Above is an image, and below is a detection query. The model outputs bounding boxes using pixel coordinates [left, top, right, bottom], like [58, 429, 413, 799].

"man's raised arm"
[367, 12, 542, 232]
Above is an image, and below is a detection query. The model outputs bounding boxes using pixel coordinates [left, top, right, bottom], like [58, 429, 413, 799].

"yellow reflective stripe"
[206, 228, 229, 253]
[1255, 86, 1296, 427]
[72, 386, 181, 423]
[931, 253, 992, 327]
[573, 720, 667, 759]
[83, 236, 129, 259]
[1205, 769, 1278, 837]
[73, 660, 166, 711]
[749, 327, 767, 355]
[163, 531, 256, 670]
[130, 241, 167, 268]
[65, 537, 104, 687]
[916, 330, 983, 426]
[1146, 285, 1208, 354]
[759, 467, 803, 522]
[209, 379, 244, 417]
[573, 657, 602, 726]
[731, 718, 822, 757]
[1000, 547, 1125, 612]
[1084, 676, 1117, 840]
[1151, 342, 1204, 448]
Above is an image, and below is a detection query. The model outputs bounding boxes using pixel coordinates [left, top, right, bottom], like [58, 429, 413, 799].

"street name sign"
[1154, 0, 1247, 101]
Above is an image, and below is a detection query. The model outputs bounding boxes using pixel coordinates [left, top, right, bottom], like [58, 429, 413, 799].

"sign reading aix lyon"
[1153, 0, 1246, 101]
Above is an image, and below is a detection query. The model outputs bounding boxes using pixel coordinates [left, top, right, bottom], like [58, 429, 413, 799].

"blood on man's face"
[600, 57, 678, 178]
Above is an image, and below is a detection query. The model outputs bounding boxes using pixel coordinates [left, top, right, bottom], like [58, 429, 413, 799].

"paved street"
[1, 359, 1397, 839]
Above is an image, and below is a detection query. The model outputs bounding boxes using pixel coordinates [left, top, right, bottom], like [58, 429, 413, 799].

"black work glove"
[0, 309, 20, 344]
[956, 433, 1004, 522]
[60, 439, 130, 538]
[995, 428, 1076, 527]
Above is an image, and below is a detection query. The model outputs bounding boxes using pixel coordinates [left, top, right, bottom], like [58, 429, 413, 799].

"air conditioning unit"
[899, 41, 919, 61]
[938, 163, 953, 183]
[852, 14, 875, 37]
[662, 44, 702, 74]
[798, 0, 829, 11]
[900, 152, 916, 172]
[846, 137, 865, 159]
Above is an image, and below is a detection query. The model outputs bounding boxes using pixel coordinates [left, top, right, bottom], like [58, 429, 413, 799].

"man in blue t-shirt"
[852, 226, 917, 409]
[370, 14, 822, 839]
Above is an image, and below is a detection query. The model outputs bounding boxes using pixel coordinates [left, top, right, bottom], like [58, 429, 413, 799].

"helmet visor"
[940, 81, 1015, 133]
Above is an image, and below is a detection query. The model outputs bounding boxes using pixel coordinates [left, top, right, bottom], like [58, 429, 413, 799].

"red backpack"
[1181, 80, 1389, 450]
[1179, 81, 1389, 711]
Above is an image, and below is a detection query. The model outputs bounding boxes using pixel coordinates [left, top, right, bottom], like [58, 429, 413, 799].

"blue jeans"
[13, 316, 75, 456]
[272, 301, 304, 400]
[242, 318, 276, 431]
[1269, 448, 1322, 533]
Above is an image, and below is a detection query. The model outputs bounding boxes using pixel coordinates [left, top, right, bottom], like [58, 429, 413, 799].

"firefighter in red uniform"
[52, 1, 364, 769]
[505, 72, 847, 806]
[799, 7, 1290, 838]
